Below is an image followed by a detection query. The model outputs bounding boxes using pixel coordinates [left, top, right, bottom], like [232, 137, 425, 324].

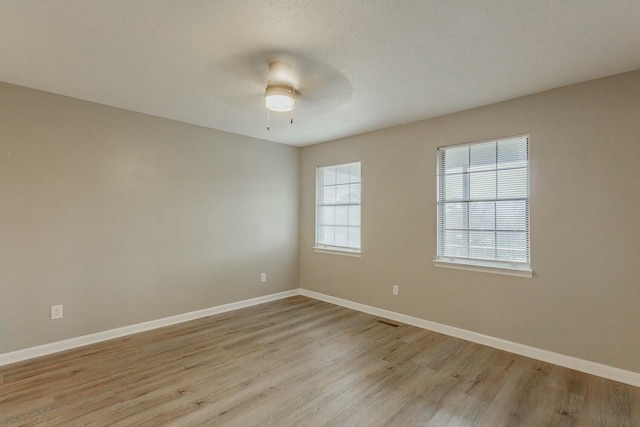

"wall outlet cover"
[51, 305, 63, 320]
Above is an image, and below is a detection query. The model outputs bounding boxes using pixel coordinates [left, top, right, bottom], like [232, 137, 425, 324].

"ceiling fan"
[264, 61, 296, 130]
[210, 51, 353, 131]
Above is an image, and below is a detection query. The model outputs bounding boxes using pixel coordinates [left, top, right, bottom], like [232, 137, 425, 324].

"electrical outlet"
[51, 305, 63, 320]
[392, 285, 399, 295]
[260, 273, 267, 282]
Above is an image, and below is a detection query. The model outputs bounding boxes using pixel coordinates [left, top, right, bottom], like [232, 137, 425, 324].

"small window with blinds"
[315, 161, 361, 255]
[436, 135, 531, 277]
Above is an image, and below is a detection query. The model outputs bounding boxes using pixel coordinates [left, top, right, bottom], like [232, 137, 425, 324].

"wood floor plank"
[0, 296, 637, 426]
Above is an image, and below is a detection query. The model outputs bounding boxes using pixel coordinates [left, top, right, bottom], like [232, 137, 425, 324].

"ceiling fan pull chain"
[290, 90, 294, 124]
[267, 108, 270, 131]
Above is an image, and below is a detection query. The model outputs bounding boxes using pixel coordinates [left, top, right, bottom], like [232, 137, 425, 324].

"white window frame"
[435, 135, 532, 278]
[314, 161, 362, 256]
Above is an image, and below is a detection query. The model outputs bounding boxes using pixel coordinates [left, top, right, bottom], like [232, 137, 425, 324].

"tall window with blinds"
[316, 161, 361, 253]
[437, 135, 531, 275]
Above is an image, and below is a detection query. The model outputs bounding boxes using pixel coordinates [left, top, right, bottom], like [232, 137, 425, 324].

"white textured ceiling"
[1, 1, 639, 146]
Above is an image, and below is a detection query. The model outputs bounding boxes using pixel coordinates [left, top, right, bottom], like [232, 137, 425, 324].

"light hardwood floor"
[1, 296, 638, 426]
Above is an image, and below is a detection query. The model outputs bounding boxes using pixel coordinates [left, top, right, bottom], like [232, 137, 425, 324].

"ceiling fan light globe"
[265, 86, 294, 112]
[265, 94, 294, 112]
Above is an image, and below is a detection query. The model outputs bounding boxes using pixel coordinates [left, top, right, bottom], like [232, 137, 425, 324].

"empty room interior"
[1, 1, 639, 425]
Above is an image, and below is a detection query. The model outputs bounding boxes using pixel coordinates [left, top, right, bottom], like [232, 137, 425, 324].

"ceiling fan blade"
[297, 75, 352, 113]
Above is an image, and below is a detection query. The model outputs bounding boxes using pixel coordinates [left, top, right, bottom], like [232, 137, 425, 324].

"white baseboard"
[299, 289, 640, 388]
[3, 287, 638, 388]
[0, 289, 300, 367]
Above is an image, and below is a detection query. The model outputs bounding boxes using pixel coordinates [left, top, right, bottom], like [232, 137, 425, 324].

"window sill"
[434, 259, 533, 278]
[313, 247, 362, 258]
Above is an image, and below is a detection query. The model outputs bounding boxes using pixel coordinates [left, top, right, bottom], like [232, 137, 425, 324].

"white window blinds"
[437, 135, 530, 270]
[316, 161, 361, 252]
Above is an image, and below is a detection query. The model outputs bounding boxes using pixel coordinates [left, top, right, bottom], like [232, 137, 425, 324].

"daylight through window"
[316, 161, 361, 253]
[437, 135, 530, 274]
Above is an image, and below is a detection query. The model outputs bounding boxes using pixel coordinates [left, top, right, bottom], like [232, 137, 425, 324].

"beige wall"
[3, 70, 639, 374]
[300, 70, 640, 373]
[0, 82, 299, 354]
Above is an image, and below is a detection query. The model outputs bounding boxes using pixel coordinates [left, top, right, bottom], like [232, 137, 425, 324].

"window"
[315, 161, 361, 255]
[436, 135, 531, 277]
